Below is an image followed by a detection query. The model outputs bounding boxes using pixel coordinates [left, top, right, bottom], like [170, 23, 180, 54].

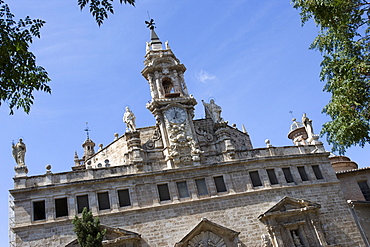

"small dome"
[289, 119, 304, 132]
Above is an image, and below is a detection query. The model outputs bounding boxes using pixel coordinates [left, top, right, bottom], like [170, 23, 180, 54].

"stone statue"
[12, 139, 26, 166]
[292, 231, 303, 247]
[202, 99, 223, 123]
[302, 113, 314, 141]
[165, 40, 170, 50]
[123, 107, 136, 132]
[146, 41, 150, 53]
[261, 234, 272, 247]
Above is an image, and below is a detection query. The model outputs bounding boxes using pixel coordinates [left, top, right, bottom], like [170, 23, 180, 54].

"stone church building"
[9, 28, 370, 246]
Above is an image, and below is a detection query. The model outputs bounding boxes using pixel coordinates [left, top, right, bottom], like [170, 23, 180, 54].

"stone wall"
[336, 169, 370, 201]
[10, 150, 366, 246]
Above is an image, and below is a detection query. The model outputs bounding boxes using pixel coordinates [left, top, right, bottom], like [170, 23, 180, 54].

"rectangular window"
[176, 181, 190, 198]
[297, 166, 309, 181]
[55, 197, 68, 218]
[214, 176, 227, 193]
[157, 184, 171, 201]
[267, 169, 279, 185]
[118, 189, 131, 207]
[249, 171, 262, 187]
[312, 165, 323, 179]
[97, 192, 110, 210]
[77, 195, 89, 213]
[195, 178, 209, 196]
[33, 200, 46, 221]
[358, 181, 370, 201]
[282, 168, 294, 183]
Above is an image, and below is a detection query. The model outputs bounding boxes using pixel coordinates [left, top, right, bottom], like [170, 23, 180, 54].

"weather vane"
[84, 122, 91, 140]
[145, 11, 155, 30]
[289, 110, 295, 119]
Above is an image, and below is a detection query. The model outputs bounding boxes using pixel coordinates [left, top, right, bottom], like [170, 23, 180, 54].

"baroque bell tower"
[141, 22, 202, 168]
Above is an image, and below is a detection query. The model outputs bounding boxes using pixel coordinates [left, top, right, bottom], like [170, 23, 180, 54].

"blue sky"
[2, 0, 369, 242]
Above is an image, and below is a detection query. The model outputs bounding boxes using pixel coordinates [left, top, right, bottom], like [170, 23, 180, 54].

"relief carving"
[195, 125, 214, 143]
[187, 231, 226, 247]
[144, 127, 162, 150]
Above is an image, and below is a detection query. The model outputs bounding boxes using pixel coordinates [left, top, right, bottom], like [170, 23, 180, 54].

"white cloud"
[197, 69, 216, 83]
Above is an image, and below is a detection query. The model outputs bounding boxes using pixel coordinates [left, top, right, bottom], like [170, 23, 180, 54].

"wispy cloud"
[197, 69, 216, 83]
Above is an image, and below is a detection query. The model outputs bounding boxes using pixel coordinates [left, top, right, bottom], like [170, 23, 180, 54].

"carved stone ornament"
[187, 231, 226, 247]
[144, 127, 162, 150]
[195, 125, 214, 143]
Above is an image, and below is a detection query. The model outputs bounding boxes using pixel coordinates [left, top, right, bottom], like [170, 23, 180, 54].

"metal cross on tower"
[84, 122, 91, 140]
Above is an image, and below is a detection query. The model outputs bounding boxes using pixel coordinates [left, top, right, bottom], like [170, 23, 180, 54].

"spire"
[145, 19, 163, 51]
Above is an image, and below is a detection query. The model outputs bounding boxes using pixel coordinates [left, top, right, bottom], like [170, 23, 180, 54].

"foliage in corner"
[77, 0, 136, 26]
[72, 207, 106, 247]
[0, 0, 51, 115]
[292, 0, 370, 154]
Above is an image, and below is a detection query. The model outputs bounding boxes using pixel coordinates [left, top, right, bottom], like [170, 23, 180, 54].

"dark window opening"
[312, 165, 323, 179]
[297, 166, 309, 181]
[249, 171, 262, 187]
[267, 169, 279, 185]
[214, 176, 227, 193]
[55, 197, 68, 218]
[33, 200, 46, 221]
[283, 168, 294, 183]
[358, 181, 370, 201]
[157, 184, 171, 201]
[118, 189, 131, 207]
[195, 178, 208, 196]
[176, 181, 190, 198]
[162, 79, 174, 94]
[97, 192, 110, 210]
[77, 195, 89, 214]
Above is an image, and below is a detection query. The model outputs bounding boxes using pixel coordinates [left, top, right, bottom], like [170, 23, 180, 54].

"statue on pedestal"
[12, 139, 26, 166]
[202, 99, 223, 123]
[123, 107, 137, 132]
[302, 113, 314, 138]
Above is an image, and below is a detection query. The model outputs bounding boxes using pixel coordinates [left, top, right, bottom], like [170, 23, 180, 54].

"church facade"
[9, 28, 368, 247]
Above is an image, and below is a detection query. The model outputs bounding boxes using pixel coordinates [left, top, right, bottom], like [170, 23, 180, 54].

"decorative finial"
[265, 139, 273, 148]
[242, 124, 247, 133]
[46, 164, 52, 174]
[84, 122, 91, 140]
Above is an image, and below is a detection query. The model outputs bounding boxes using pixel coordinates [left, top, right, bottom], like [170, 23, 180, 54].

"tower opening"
[162, 78, 180, 98]
[162, 79, 174, 94]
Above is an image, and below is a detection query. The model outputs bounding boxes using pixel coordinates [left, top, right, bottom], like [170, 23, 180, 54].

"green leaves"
[77, 0, 136, 26]
[0, 0, 51, 114]
[292, 0, 370, 154]
[72, 208, 106, 247]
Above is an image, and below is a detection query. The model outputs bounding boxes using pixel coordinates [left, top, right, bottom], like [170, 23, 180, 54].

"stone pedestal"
[14, 165, 28, 177]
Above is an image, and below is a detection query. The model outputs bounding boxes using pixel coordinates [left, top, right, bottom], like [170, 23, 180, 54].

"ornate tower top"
[142, 23, 192, 104]
[141, 23, 198, 168]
